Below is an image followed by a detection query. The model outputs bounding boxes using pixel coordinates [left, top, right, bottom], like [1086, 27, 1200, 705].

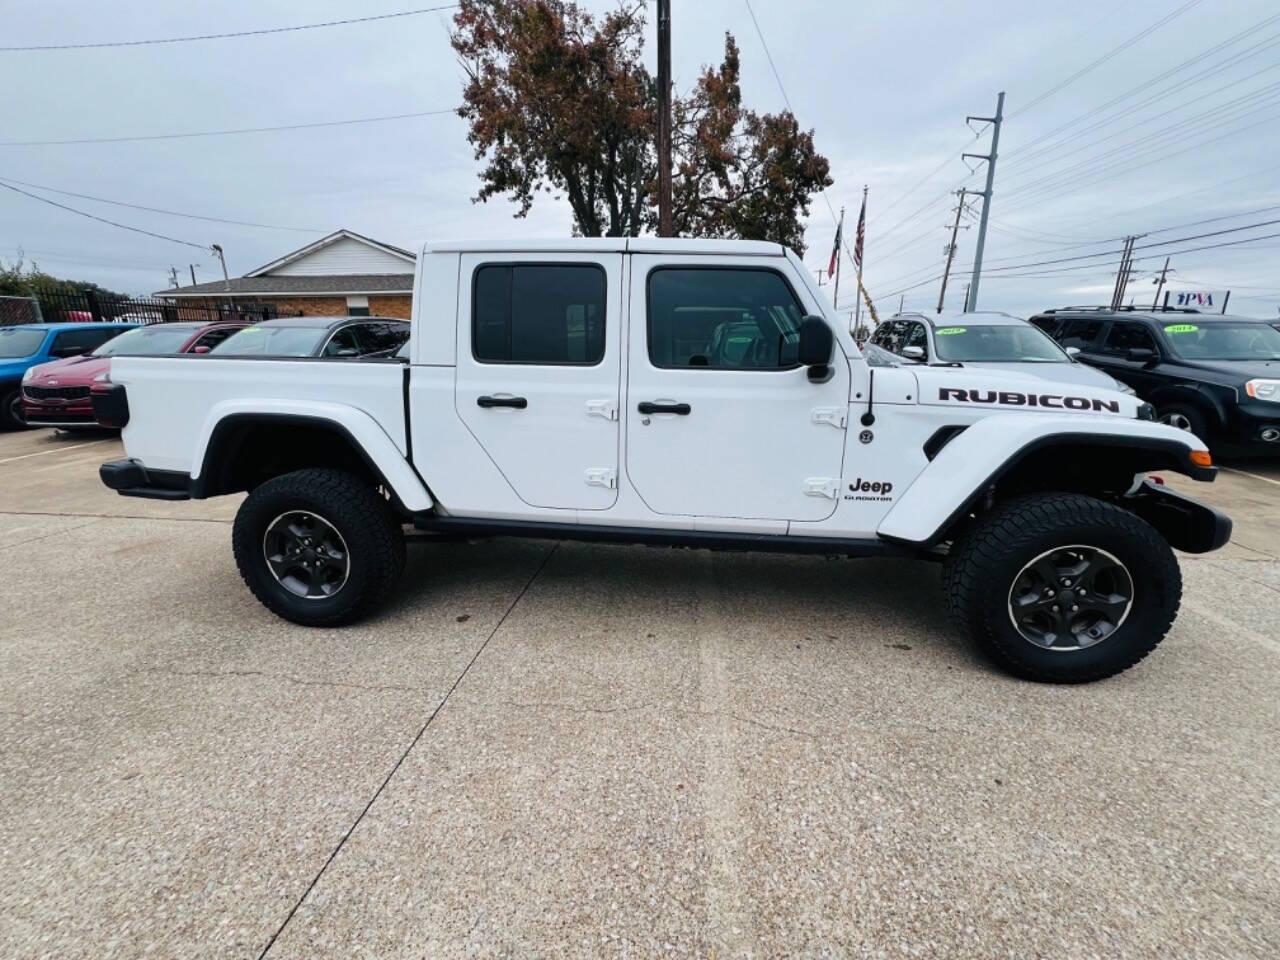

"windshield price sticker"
[935, 327, 967, 335]
[1163, 324, 1199, 334]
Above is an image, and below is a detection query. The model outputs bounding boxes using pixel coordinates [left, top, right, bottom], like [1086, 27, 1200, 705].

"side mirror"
[335, 347, 360, 357]
[901, 345, 926, 361]
[1065, 346, 1081, 358]
[192, 345, 212, 354]
[798, 316, 832, 365]
[1126, 347, 1158, 364]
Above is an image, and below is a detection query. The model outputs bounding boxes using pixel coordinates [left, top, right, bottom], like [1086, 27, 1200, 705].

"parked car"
[0, 322, 137, 429]
[869, 311, 1135, 394]
[210, 316, 409, 358]
[21, 321, 246, 429]
[1030, 307, 1280, 452]
[98, 238, 1229, 683]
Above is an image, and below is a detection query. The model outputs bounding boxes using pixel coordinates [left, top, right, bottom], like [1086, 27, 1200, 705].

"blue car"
[0, 322, 137, 429]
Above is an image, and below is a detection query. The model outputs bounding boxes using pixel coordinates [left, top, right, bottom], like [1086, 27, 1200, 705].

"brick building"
[155, 229, 415, 319]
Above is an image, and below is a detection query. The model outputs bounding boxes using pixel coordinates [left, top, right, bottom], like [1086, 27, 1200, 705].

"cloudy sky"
[2, 0, 1278, 318]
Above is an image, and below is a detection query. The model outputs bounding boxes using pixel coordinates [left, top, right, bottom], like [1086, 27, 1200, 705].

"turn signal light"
[1189, 450, 1213, 467]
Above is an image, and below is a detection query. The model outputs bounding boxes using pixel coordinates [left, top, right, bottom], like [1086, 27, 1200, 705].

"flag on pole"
[853, 195, 866, 272]
[827, 214, 843, 278]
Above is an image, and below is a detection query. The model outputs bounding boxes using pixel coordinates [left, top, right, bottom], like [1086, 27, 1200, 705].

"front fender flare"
[876, 413, 1212, 547]
[189, 399, 433, 512]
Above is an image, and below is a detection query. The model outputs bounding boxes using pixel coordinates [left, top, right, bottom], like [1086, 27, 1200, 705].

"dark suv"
[1030, 307, 1280, 453]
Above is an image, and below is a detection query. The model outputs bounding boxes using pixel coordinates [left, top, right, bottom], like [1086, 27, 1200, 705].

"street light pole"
[656, 0, 673, 237]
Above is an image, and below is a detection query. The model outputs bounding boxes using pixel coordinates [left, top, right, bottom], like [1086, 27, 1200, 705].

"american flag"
[853, 195, 866, 272]
[827, 216, 842, 279]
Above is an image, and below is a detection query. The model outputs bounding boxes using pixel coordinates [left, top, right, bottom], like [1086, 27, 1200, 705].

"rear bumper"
[99, 458, 192, 500]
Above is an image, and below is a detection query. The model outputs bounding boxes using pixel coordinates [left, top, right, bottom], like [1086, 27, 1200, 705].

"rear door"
[1093, 320, 1165, 393]
[624, 256, 849, 521]
[455, 253, 622, 511]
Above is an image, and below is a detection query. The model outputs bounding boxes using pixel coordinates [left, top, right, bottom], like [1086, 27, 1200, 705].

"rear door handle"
[637, 401, 691, 415]
[477, 395, 528, 409]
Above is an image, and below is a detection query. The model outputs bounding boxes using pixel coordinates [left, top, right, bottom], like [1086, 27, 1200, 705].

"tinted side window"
[648, 268, 805, 370]
[356, 322, 409, 354]
[1029, 315, 1059, 335]
[473, 264, 606, 365]
[1058, 319, 1103, 350]
[190, 327, 239, 352]
[904, 322, 929, 359]
[323, 326, 364, 356]
[52, 328, 117, 356]
[875, 320, 908, 355]
[1101, 322, 1158, 355]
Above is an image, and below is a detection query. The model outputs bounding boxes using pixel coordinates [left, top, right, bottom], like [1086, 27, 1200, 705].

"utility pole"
[656, 0, 673, 237]
[833, 206, 845, 307]
[189, 264, 198, 286]
[1151, 256, 1170, 309]
[937, 189, 970, 314]
[963, 91, 1004, 313]
[210, 244, 229, 290]
[898, 294, 904, 313]
[1110, 236, 1137, 310]
[168, 266, 179, 289]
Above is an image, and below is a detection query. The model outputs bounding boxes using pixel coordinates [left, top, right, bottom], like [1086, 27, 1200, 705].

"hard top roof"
[890, 310, 1027, 327]
[0, 321, 136, 332]
[424, 237, 788, 256]
[253, 315, 408, 329]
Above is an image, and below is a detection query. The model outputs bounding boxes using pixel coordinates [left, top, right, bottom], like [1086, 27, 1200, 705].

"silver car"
[866, 311, 1135, 393]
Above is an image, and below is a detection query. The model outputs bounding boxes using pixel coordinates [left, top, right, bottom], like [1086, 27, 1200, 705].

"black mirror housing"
[798, 316, 833, 368]
[1126, 347, 1158, 364]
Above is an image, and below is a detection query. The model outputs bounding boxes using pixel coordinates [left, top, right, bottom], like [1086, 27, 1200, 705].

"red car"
[22, 321, 246, 428]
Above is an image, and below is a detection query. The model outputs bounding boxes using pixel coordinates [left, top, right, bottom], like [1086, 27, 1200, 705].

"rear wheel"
[232, 468, 405, 626]
[943, 493, 1181, 683]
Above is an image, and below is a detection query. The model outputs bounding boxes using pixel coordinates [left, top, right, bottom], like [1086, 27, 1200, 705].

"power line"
[1, 5, 459, 52]
[1003, 11, 1280, 161]
[0, 108, 457, 147]
[0, 175, 325, 232]
[0, 180, 207, 250]
[1007, 0, 1205, 118]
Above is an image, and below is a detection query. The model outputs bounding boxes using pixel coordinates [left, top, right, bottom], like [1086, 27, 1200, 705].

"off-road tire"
[942, 493, 1181, 683]
[1, 387, 28, 430]
[1156, 402, 1210, 443]
[232, 468, 406, 626]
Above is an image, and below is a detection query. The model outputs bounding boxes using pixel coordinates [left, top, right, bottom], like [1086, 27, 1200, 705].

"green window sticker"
[935, 326, 967, 335]
[1163, 323, 1199, 334]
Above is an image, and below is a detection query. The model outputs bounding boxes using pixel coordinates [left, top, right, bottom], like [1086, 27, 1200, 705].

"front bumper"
[21, 400, 98, 427]
[99, 458, 192, 500]
[1127, 479, 1232, 554]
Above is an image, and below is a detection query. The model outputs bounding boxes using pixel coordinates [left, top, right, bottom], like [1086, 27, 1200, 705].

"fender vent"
[923, 425, 968, 461]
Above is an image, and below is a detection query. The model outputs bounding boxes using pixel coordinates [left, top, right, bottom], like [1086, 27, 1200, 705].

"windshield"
[0, 327, 47, 359]
[1161, 321, 1280, 361]
[211, 325, 327, 357]
[931, 324, 1068, 362]
[94, 326, 194, 356]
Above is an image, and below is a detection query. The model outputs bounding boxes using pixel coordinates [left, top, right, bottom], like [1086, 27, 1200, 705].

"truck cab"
[98, 239, 1230, 683]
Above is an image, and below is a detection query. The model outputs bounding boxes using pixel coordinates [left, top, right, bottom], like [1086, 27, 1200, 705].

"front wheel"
[1, 388, 29, 430]
[943, 493, 1181, 683]
[232, 468, 406, 626]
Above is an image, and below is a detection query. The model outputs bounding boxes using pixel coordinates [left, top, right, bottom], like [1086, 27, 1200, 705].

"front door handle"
[637, 401, 691, 415]
[477, 395, 528, 409]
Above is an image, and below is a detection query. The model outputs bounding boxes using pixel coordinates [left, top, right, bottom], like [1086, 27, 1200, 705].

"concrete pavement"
[2, 428, 1277, 958]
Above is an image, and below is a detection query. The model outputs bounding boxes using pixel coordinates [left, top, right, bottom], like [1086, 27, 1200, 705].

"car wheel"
[1156, 402, 1209, 442]
[1, 388, 30, 430]
[943, 493, 1180, 683]
[232, 468, 406, 626]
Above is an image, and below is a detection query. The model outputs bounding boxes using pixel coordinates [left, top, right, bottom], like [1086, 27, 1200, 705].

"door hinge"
[585, 467, 617, 489]
[804, 477, 839, 499]
[810, 406, 847, 428]
[586, 399, 619, 421]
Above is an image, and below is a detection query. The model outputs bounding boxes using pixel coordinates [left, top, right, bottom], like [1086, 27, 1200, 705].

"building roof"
[246, 228, 415, 277]
[155, 273, 414, 299]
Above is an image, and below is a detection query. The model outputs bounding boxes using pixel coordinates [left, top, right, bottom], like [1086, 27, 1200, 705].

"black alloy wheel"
[1007, 545, 1134, 651]
[262, 510, 350, 599]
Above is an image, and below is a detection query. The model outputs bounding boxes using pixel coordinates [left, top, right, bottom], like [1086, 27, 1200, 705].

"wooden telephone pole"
[656, 0, 673, 236]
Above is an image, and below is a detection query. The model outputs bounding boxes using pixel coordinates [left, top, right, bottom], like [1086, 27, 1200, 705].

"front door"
[455, 253, 623, 510]
[625, 256, 850, 521]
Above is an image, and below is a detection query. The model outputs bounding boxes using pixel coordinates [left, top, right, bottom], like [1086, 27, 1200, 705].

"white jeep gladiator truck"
[97, 238, 1230, 683]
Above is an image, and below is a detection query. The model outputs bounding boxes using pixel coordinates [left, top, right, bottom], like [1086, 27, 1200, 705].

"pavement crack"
[256, 541, 560, 959]
[134, 666, 424, 695]
[0, 509, 232, 524]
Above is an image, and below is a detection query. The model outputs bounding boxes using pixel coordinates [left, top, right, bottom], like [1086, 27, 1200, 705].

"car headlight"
[1115, 381, 1136, 395]
[93, 371, 111, 383]
[22, 366, 36, 382]
[1245, 379, 1280, 402]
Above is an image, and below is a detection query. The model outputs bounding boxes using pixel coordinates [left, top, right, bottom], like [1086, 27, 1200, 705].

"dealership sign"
[1162, 290, 1230, 312]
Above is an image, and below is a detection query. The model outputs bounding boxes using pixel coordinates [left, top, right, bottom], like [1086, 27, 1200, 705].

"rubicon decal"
[845, 477, 894, 502]
[938, 387, 1121, 413]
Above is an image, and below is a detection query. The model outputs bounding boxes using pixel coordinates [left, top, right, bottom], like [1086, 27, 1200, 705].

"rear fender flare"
[190, 399, 432, 511]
